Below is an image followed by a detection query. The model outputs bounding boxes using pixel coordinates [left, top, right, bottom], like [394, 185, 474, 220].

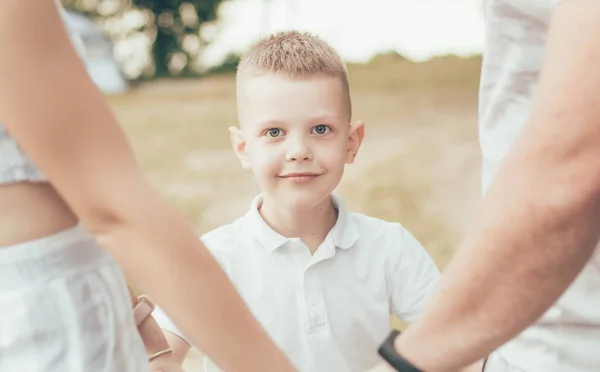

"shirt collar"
[245, 193, 358, 253]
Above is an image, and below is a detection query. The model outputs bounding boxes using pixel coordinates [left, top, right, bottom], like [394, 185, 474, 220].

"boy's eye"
[266, 128, 284, 138]
[312, 125, 331, 135]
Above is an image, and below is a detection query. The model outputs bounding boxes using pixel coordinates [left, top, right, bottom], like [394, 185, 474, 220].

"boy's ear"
[346, 121, 365, 164]
[229, 126, 251, 169]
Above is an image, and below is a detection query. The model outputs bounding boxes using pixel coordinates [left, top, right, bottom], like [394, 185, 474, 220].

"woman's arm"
[0, 2, 294, 371]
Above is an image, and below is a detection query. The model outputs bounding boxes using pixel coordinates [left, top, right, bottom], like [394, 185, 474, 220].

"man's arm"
[392, 1, 600, 370]
[383, 227, 485, 372]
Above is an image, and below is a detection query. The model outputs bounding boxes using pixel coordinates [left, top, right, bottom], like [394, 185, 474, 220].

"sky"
[198, 0, 486, 66]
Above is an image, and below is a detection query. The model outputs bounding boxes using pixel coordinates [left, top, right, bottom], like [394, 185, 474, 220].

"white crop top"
[0, 4, 83, 185]
[0, 124, 46, 183]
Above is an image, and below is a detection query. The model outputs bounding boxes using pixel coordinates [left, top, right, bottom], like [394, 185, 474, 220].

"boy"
[153, 31, 443, 372]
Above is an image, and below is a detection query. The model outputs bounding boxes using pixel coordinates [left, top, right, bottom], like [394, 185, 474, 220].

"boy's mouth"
[278, 172, 322, 182]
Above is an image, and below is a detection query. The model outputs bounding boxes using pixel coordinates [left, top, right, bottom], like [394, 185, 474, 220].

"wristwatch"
[377, 330, 423, 372]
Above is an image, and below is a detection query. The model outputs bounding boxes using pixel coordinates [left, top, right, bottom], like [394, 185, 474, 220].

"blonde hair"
[237, 30, 351, 118]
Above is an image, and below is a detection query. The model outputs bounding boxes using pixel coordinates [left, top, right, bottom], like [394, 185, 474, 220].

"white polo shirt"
[153, 194, 441, 372]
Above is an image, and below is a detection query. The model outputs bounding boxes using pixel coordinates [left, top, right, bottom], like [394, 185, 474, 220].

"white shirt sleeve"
[152, 305, 188, 342]
[387, 224, 442, 323]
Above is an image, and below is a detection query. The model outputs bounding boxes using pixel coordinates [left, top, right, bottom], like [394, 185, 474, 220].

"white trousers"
[0, 224, 149, 371]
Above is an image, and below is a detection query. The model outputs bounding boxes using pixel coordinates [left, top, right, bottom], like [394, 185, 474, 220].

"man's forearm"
[392, 141, 600, 371]
[388, 3, 600, 370]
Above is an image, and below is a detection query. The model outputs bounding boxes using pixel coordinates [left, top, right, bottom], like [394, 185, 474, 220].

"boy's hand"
[163, 330, 192, 364]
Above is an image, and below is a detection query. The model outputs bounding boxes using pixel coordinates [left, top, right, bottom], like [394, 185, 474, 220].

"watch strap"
[377, 330, 423, 372]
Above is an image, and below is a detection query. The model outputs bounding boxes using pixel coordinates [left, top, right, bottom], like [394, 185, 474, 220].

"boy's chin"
[277, 190, 333, 211]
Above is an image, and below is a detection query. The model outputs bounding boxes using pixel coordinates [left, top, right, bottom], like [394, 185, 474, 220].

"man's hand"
[363, 359, 485, 372]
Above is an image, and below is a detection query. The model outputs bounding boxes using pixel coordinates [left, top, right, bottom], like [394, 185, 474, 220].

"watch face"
[377, 330, 423, 372]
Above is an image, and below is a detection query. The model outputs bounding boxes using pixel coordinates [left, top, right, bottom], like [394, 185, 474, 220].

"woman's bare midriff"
[0, 182, 78, 248]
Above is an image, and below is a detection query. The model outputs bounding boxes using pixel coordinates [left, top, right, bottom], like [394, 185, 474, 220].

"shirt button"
[308, 296, 318, 307]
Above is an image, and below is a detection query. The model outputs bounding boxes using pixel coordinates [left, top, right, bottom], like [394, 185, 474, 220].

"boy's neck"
[259, 194, 338, 254]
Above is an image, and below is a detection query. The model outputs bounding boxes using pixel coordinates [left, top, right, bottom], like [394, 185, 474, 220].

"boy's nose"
[285, 139, 313, 161]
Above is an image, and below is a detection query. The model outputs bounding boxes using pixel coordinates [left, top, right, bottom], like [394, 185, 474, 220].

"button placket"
[303, 268, 327, 332]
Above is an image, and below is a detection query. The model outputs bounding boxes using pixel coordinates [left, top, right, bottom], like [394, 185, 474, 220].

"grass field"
[107, 54, 483, 368]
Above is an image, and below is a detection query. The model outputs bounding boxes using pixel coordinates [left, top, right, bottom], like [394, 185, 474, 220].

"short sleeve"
[152, 305, 188, 342]
[387, 224, 442, 323]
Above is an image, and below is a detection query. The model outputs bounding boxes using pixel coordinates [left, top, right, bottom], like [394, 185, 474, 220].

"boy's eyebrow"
[257, 119, 288, 128]
[254, 114, 342, 129]
[310, 114, 342, 124]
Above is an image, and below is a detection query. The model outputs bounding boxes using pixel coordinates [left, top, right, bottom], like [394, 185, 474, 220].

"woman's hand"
[128, 287, 186, 372]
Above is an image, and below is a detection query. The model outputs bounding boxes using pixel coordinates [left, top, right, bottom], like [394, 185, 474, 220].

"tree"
[133, 0, 225, 77]
[62, 0, 227, 78]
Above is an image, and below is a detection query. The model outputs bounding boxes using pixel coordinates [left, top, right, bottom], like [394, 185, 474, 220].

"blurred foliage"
[62, 0, 227, 78]
[203, 52, 240, 75]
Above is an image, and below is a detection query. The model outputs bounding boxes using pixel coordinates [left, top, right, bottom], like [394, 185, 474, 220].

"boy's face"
[231, 72, 364, 211]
